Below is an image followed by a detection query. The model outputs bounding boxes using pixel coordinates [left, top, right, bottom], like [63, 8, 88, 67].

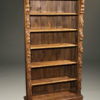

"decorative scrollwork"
[80, 0, 85, 14]
[78, 0, 85, 94]
[24, 0, 32, 100]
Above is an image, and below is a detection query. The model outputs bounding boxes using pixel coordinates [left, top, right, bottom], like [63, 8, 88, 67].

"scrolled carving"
[24, 0, 32, 100]
[80, 0, 85, 14]
[77, 0, 85, 94]
[25, 0, 30, 11]
[78, 0, 85, 63]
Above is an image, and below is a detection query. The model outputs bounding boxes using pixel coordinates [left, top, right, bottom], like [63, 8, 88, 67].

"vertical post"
[77, 0, 85, 95]
[24, 0, 32, 100]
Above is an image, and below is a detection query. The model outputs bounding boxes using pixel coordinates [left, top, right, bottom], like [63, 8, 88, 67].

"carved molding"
[24, 0, 32, 100]
[80, 0, 85, 14]
[78, 0, 85, 68]
[78, 0, 85, 94]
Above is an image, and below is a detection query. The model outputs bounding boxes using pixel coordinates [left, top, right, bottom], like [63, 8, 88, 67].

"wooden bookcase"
[24, 0, 85, 100]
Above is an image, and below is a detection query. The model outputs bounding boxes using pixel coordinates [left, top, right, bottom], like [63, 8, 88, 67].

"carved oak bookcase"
[24, 0, 85, 100]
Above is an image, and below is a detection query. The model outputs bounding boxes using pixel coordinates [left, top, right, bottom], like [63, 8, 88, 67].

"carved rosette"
[24, 0, 32, 100]
[78, 0, 85, 94]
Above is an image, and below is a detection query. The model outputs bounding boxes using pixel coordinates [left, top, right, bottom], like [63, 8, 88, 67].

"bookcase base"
[24, 95, 83, 100]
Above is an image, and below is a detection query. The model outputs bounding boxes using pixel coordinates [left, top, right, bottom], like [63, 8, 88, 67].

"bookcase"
[24, 0, 85, 100]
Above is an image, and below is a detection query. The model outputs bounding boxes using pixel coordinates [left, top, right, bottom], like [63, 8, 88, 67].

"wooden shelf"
[32, 91, 78, 100]
[30, 12, 78, 16]
[30, 28, 78, 33]
[32, 76, 77, 86]
[30, 43, 77, 50]
[30, 60, 77, 68]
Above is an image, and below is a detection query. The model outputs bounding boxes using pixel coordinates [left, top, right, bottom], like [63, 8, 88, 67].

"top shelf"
[30, 12, 78, 16]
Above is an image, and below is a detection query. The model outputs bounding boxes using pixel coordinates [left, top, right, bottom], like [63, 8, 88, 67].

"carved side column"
[77, 0, 85, 95]
[24, 0, 32, 100]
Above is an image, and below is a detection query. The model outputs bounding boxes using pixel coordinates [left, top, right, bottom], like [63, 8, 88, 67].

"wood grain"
[30, 32, 77, 45]
[30, 0, 78, 13]
[31, 65, 77, 80]
[32, 81, 77, 96]
[30, 43, 77, 50]
[31, 48, 77, 62]
[30, 28, 78, 32]
[30, 16, 78, 29]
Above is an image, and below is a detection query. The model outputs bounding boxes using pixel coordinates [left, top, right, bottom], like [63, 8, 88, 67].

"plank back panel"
[32, 81, 78, 96]
[31, 65, 77, 80]
[31, 48, 77, 62]
[30, 16, 78, 29]
[30, 32, 78, 45]
[30, 0, 78, 13]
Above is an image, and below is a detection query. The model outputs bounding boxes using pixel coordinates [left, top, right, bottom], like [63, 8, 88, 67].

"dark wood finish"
[24, 0, 85, 100]
[32, 81, 78, 96]
[31, 65, 77, 80]
[30, 31, 77, 45]
[30, 16, 78, 29]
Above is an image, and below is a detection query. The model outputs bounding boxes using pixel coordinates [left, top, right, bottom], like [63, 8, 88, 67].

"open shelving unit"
[24, 0, 85, 100]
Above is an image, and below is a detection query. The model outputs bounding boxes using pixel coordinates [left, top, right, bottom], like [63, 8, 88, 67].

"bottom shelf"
[32, 91, 81, 100]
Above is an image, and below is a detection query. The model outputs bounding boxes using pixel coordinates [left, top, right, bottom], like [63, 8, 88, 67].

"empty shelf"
[32, 76, 77, 86]
[30, 12, 78, 16]
[32, 91, 79, 100]
[30, 28, 78, 33]
[30, 60, 77, 68]
[30, 43, 77, 50]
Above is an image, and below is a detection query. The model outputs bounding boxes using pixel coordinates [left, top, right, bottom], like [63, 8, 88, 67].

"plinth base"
[24, 92, 83, 100]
